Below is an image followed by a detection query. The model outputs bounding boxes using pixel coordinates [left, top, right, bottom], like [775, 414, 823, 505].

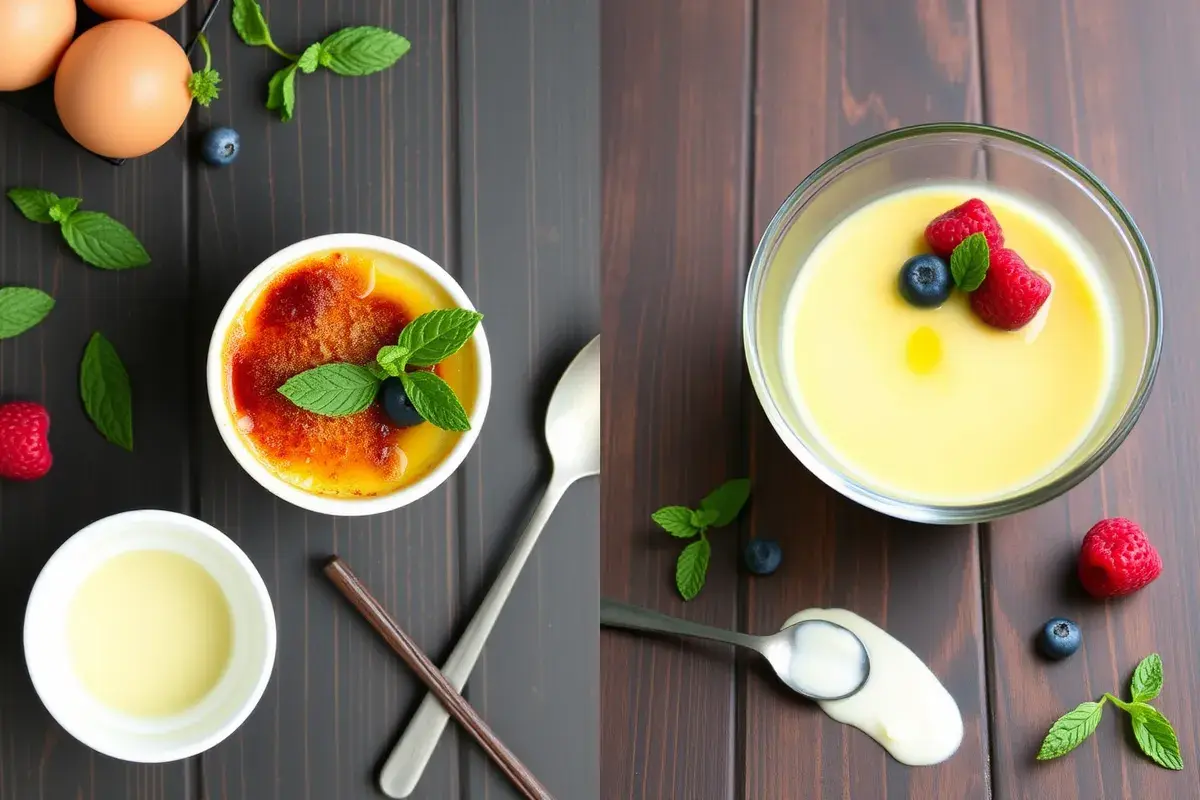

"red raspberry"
[1078, 518, 1162, 598]
[969, 248, 1051, 330]
[0, 401, 52, 480]
[924, 198, 1005, 258]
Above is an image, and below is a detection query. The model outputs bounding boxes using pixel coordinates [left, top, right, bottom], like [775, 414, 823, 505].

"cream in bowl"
[23, 510, 276, 764]
[207, 234, 491, 516]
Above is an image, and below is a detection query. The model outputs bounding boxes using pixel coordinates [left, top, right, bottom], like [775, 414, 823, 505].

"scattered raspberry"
[0, 402, 52, 481]
[924, 198, 1005, 258]
[969, 248, 1051, 330]
[1078, 518, 1162, 598]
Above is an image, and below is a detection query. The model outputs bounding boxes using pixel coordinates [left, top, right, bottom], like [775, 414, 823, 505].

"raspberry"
[969, 248, 1051, 330]
[1078, 518, 1162, 599]
[924, 198, 1005, 258]
[0, 401, 52, 481]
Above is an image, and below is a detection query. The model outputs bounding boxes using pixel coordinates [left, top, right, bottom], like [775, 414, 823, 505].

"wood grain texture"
[981, 2, 1200, 798]
[600, 0, 752, 798]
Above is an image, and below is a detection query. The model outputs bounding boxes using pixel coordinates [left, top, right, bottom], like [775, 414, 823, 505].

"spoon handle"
[600, 599, 763, 651]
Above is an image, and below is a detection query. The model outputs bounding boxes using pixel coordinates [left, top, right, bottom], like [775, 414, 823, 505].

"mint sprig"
[652, 479, 751, 600]
[949, 232, 990, 292]
[278, 308, 482, 431]
[232, 0, 410, 122]
[1037, 653, 1182, 770]
[7, 188, 150, 270]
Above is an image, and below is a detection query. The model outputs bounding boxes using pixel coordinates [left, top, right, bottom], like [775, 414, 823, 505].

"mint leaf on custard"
[396, 308, 483, 367]
[80, 332, 133, 451]
[278, 363, 380, 417]
[949, 232, 989, 292]
[399, 370, 470, 432]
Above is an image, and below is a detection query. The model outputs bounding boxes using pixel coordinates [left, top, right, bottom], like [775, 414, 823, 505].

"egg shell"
[83, 0, 188, 23]
[0, 0, 77, 91]
[54, 20, 193, 160]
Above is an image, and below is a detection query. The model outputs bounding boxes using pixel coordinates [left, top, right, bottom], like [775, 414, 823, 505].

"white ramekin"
[205, 233, 492, 516]
[23, 509, 277, 764]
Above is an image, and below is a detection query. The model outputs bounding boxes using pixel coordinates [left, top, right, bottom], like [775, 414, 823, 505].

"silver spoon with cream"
[601, 599, 870, 701]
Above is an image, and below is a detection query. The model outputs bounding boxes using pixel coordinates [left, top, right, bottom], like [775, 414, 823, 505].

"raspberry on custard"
[924, 198, 1005, 258]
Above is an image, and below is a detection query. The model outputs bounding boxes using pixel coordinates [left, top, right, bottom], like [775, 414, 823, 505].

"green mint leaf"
[80, 332, 133, 451]
[297, 43, 322, 74]
[188, 33, 222, 107]
[319, 26, 411, 76]
[698, 478, 751, 527]
[1129, 703, 1183, 770]
[0, 287, 54, 339]
[691, 508, 719, 528]
[266, 64, 299, 122]
[675, 538, 711, 601]
[60, 211, 150, 270]
[396, 309, 483, 367]
[375, 344, 408, 373]
[366, 361, 388, 381]
[652, 507, 699, 538]
[949, 232, 990, 292]
[399, 370, 470, 432]
[231, 0, 273, 47]
[1036, 701, 1104, 761]
[7, 188, 60, 223]
[278, 363, 380, 417]
[1130, 653, 1163, 703]
[48, 197, 81, 222]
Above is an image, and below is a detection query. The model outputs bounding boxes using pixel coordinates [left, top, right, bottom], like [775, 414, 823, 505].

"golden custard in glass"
[222, 249, 480, 497]
[783, 185, 1115, 503]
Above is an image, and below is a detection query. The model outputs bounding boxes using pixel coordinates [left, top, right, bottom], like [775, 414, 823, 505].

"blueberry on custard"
[898, 254, 952, 308]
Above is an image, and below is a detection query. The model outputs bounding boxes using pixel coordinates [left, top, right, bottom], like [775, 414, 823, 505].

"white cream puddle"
[784, 608, 963, 766]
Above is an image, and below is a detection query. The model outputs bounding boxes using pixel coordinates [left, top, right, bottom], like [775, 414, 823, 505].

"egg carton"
[0, 0, 222, 166]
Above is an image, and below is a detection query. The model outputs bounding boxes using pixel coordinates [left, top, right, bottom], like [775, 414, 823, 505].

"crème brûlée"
[783, 185, 1116, 503]
[222, 249, 479, 497]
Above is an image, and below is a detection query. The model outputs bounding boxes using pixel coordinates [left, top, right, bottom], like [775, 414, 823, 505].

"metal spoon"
[381, 335, 601, 798]
[600, 599, 871, 701]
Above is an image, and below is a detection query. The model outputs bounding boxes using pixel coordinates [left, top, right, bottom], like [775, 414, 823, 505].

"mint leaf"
[675, 538, 711, 601]
[266, 64, 299, 122]
[691, 508, 719, 529]
[1129, 703, 1183, 770]
[319, 27, 411, 76]
[399, 370, 470, 432]
[652, 507, 699, 538]
[699, 478, 751, 527]
[1131, 653, 1163, 703]
[375, 344, 408, 375]
[396, 309, 483, 367]
[231, 0, 274, 48]
[7, 188, 59, 223]
[366, 361, 388, 381]
[49, 197, 81, 222]
[949, 232, 990, 292]
[61, 211, 150, 270]
[1037, 701, 1104, 760]
[297, 43, 322, 74]
[278, 363, 380, 417]
[80, 332, 133, 451]
[0, 287, 54, 339]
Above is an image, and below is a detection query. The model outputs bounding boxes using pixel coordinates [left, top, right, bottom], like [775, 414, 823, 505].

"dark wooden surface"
[602, 1, 1198, 799]
[0, 2, 598, 799]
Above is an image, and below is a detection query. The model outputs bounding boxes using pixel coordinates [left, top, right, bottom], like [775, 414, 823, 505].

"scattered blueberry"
[743, 539, 782, 576]
[380, 377, 424, 427]
[1038, 617, 1081, 660]
[201, 127, 241, 166]
[898, 254, 952, 308]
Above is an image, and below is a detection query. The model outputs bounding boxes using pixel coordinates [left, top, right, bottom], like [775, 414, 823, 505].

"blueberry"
[380, 377, 424, 427]
[743, 539, 782, 576]
[898, 254, 952, 308]
[1038, 617, 1081, 660]
[201, 127, 241, 166]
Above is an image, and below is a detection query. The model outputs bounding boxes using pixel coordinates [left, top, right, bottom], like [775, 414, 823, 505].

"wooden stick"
[323, 557, 555, 800]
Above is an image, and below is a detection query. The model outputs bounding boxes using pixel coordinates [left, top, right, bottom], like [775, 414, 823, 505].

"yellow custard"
[783, 185, 1115, 502]
[68, 550, 233, 718]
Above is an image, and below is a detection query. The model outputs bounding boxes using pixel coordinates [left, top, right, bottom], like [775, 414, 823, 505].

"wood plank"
[741, 2, 990, 798]
[981, 1, 1200, 797]
[600, 1, 752, 798]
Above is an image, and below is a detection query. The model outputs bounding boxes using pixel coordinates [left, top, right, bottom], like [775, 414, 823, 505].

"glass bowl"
[743, 123, 1162, 524]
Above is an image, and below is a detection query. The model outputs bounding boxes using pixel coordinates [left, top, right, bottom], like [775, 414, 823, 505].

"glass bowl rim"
[742, 122, 1164, 524]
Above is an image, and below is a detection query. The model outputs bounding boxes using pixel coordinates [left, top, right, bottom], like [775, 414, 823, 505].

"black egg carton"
[0, 0, 222, 166]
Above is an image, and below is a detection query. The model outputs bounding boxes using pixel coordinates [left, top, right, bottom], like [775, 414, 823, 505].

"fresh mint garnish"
[0, 287, 54, 339]
[949, 232, 990, 292]
[187, 32, 223, 108]
[1036, 653, 1182, 770]
[6, 188, 59, 223]
[318, 27, 412, 76]
[80, 332, 133, 451]
[231, 0, 292, 57]
[265, 64, 299, 122]
[652, 479, 752, 600]
[8, 187, 150, 270]
[278, 309, 482, 431]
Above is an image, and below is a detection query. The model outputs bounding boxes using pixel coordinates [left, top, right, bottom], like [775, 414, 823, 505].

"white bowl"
[23, 509, 276, 764]
[206, 233, 492, 516]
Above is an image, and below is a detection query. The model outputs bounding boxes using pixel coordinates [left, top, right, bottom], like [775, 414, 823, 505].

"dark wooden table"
[0, 2, 598, 799]
[602, 1, 1200, 798]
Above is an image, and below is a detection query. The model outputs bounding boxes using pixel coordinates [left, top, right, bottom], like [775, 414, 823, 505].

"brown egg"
[83, 0, 188, 23]
[0, 0, 77, 91]
[54, 20, 192, 159]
